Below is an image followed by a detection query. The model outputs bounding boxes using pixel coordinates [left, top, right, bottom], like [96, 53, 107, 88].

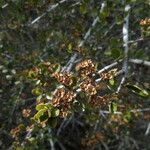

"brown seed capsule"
[76, 59, 96, 76]
[52, 72, 73, 86]
[80, 81, 97, 95]
[22, 109, 31, 118]
[140, 17, 150, 26]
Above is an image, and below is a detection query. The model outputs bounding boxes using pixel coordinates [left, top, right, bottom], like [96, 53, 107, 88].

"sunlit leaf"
[51, 108, 60, 117]
[34, 109, 47, 120]
[109, 78, 115, 86]
[36, 103, 46, 111]
[109, 102, 117, 113]
[32, 88, 43, 96]
[126, 84, 149, 98]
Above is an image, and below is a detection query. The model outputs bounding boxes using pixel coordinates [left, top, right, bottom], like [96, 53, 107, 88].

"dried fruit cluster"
[90, 95, 111, 108]
[140, 17, 150, 26]
[52, 88, 76, 117]
[81, 132, 105, 147]
[22, 109, 31, 118]
[76, 59, 96, 76]
[52, 72, 73, 86]
[99, 69, 117, 80]
[80, 80, 97, 95]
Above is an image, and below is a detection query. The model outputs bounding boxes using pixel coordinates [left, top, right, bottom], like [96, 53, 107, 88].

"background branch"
[117, 4, 131, 93]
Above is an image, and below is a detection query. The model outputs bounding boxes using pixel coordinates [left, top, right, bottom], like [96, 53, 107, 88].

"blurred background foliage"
[0, 0, 150, 149]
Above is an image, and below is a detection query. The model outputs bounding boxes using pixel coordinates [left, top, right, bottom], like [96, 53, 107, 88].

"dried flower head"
[81, 132, 105, 147]
[99, 68, 118, 80]
[76, 59, 96, 76]
[90, 95, 112, 108]
[140, 17, 150, 26]
[52, 88, 76, 117]
[22, 109, 31, 118]
[80, 81, 97, 95]
[52, 72, 73, 86]
[10, 127, 20, 138]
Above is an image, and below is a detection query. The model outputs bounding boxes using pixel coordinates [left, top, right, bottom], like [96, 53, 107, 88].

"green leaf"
[109, 78, 115, 86]
[53, 64, 61, 73]
[80, 3, 87, 15]
[126, 84, 149, 98]
[45, 103, 53, 109]
[32, 88, 43, 96]
[123, 111, 132, 123]
[111, 49, 121, 59]
[36, 95, 42, 103]
[36, 103, 46, 111]
[47, 118, 58, 128]
[109, 102, 117, 113]
[67, 43, 73, 53]
[28, 70, 38, 79]
[34, 109, 47, 120]
[51, 108, 60, 117]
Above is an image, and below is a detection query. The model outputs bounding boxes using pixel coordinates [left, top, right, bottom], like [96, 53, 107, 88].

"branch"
[145, 122, 150, 136]
[99, 107, 150, 115]
[128, 38, 144, 44]
[129, 59, 150, 67]
[29, 0, 67, 25]
[97, 59, 122, 75]
[1, 3, 8, 9]
[62, 1, 107, 72]
[117, 4, 131, 93]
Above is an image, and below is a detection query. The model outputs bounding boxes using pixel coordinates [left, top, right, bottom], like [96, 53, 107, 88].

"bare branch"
[99, 108, 150, 115]
[129, 59, 150, 67]
[62, 1, 107, 72]
[117, 4, 131, 93]
[128, 38, 144, 44]
[1, 3, 8, 9]
[30, 0, 67, 25]
[145, 122, 150, 136]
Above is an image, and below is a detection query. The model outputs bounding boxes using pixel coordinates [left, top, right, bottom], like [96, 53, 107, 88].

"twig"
[62, 1, 107, 72]
[103, 22, 116, 37]
[129, 59, 150, 67]
[1, 3, 8, 9]
[30, 0, 67, 25]
[97, 59, 122, 75]
[128, 38, 144, 44]
[49, 138, 55, 150]
[56, 114, 74, 136]
[117, 4, 131, 93]
[99, 108, 150, 115]
[145, 122, 150, 136]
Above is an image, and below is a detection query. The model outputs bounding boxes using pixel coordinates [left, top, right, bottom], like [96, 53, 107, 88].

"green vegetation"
[0, 0, 150, 149]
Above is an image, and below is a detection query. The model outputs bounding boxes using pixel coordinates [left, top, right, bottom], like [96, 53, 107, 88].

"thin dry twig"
[117, 4, 131, 93]
[1, 3, 8, 9]
[62, 1, 107, 72]
[30, 0, 68, 25]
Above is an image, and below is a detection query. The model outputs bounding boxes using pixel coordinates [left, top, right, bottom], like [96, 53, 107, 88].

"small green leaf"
[67, 43, 73, 53]
[45, 103, 53, 109]
[109, 102, 117, 113]
[80, 3, 87, 14]
[36, 103, 45, 111]
[123, 111, 132, 123]
[36, 95, 42, 102]
[51, 108, 60, 117]
[47, 118, 58, 128]
[109, 78, 115, 86]
[111, 49, 121, 59]
[53, 64, 61, 73]
[32, 88, 43, 96]
[126, 84, 149, 98]
[34, 109, 47, 119]
[28, 70, 38, 79]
